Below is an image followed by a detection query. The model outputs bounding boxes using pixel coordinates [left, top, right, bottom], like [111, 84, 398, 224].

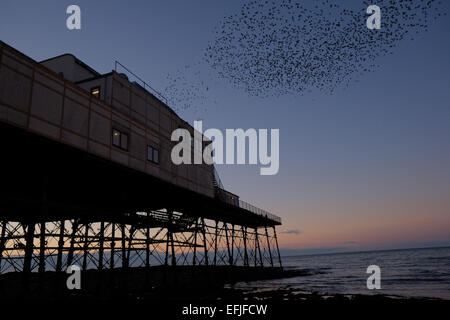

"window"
[121, 133, 128, 150]
[112, 129, 128, 151]
[147, 145, 159, 164]
[147, 146, 153, 162]
[91, 86, 100, 98]
[112, 129, 120, 147]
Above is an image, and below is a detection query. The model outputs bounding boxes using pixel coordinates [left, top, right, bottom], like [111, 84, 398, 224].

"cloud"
[281, 229, 301, 235]
[279, 247, 350, 257]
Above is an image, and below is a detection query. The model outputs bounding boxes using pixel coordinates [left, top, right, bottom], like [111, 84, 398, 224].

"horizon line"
[281, 244, 450, 258]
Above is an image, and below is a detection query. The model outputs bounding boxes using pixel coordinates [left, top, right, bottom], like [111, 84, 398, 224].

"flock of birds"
[163, 0, 446, 111]
[163, 62, 215, 114]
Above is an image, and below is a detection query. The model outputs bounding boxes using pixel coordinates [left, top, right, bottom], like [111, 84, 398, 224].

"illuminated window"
[112, 129, 120, 147]
[91, 86, 100, 97]
[147, 145, 159, 164]
[112, 129, 128, 151]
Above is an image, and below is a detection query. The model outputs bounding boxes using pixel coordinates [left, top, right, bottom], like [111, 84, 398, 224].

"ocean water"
[233, 246, 450, 300]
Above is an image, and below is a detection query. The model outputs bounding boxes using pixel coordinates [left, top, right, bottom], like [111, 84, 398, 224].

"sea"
[232, 246, 450, 300]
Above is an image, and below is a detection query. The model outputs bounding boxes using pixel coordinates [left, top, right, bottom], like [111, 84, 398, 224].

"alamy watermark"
[366, 265, 381, 290]
[66, 264, 81, 290]
[171, 121, 279, 176]
[366, 5, 381, 30]
[66, 5, 81, 30]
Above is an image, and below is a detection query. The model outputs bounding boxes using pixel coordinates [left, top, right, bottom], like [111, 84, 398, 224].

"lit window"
[91, 86, 100, 97]
[112, 129, 128, 151]
[153, 149, 159, 164]
[112, 129, 121, 147]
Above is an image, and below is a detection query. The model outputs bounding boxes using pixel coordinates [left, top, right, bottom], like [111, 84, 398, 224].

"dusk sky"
[1, 0, 449, 254]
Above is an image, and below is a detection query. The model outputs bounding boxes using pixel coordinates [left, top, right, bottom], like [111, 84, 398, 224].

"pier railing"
[238, 200, 282, 224]
[215, 187, 281, 224]
[114, 60, 168, 104]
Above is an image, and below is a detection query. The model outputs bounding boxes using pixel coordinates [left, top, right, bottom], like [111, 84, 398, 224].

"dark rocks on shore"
[0, 266, 304, 300]
[1, 266, 447, 315]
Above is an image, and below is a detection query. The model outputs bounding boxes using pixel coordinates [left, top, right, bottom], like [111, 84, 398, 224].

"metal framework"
[0, 210, 282, 275]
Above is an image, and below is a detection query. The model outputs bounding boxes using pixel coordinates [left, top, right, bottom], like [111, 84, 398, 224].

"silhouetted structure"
[0, 41, 282, 289]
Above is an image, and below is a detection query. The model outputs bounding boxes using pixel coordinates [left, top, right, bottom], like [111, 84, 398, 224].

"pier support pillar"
[170, 230, 176, 266]
[23, 222, 35, 274]
[98, 221, 105, 270]
[164, 228, 169, 267]
[255, 227, 263, 267]
[201, 218, 208, 266]
[82, 223, 90, 271]
[110, 223, 115, 269]
[67, 219, 79, 267]
[213, 220, 218, 266]
[242, 226, 248, 267]
[121, 224, 127, 269]
[146, 214, 151, 269]
[126, 226, 135, 268]
[225, 223, 231, 266]
[193, 217, 198, 266]
[38, 221, 46, 274]
[0, 221, 6, 272]
[264, 226, 274, 267]
[230, 224, 235, 266]
[55, 220, 65, 272]
[273, 226, 282, 268]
